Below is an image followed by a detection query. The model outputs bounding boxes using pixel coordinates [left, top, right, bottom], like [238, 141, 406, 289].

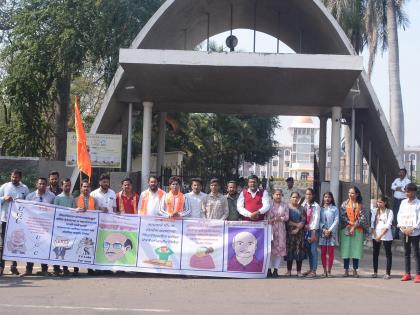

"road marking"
[0, 304, 170, 313]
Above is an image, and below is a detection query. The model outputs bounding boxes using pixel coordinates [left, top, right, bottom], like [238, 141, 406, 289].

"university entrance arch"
[78, 0, 400, 202]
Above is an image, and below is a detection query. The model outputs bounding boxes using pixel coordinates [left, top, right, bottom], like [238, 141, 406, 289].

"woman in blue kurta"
[319, 192, 339, 277]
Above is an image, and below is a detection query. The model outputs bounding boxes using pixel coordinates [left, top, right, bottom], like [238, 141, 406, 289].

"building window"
[272, 160, 279, 167]
[285, 161, 290, 167]
[409, 153, 417, 161]
[273, 172, 278, 178]
[301, 172, 309, 180]
[284, 149, 290, 156]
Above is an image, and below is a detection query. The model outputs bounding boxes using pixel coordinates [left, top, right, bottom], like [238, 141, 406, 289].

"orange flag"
[74, 96, 92, 179]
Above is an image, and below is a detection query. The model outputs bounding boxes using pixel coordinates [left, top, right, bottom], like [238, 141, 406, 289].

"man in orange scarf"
[116, 178, 139, 214]
[160, 176, 191, 218]
[139, 176, 166, 216]
[76, 180, 96, 212]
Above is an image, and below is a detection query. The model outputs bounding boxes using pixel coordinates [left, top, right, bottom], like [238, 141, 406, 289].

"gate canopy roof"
[119, 49, 363, 116]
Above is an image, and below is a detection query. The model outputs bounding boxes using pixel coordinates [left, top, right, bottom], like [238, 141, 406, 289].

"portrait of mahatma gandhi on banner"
[227, 228, 264, 272]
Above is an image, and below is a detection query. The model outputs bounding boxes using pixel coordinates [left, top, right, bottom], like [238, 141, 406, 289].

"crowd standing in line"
[0, 168, 419, 283]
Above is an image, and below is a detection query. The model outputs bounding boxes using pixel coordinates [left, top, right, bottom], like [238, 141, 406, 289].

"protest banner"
[4, 200, 271, 278]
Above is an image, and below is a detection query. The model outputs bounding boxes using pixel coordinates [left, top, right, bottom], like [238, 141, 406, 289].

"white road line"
[0, 304, 170, 313]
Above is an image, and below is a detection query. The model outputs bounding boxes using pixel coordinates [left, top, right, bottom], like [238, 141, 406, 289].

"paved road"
[0, 248, 419, 315]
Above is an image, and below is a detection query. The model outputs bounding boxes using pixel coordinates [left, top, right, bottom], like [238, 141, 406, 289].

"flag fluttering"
[74, 96, 92, 179]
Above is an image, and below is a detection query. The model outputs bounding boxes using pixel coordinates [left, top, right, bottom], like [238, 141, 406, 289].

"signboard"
[66, 132, 122, 168]
[4, 200, 271, 279]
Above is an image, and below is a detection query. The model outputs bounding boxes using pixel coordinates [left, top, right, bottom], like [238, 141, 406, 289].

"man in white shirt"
[0, 169, 29, 276]
[391, 168, 411, 239]
[237, 175, 270, 221]
[138, 176, 165, 216]
[90, 174, 117, 213]
[397, 183, 420, 283]
[185, 178, 207, 218]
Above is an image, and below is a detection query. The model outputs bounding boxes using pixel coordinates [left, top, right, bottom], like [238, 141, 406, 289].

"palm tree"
[323, 0, 409, 166]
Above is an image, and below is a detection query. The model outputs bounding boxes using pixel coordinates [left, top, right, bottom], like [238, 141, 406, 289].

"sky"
[207, 0, 420, 147]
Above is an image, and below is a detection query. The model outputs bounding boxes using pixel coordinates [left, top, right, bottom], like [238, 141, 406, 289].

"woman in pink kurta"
[266, 188, 289, 277]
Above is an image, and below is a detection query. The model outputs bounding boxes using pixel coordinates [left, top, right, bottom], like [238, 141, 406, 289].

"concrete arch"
[88, 0, 400, 198]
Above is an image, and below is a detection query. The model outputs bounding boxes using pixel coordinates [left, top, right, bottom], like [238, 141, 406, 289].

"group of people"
[0, 168, 419, 283]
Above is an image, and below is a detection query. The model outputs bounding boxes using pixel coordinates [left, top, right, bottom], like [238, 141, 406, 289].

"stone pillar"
[141, 101, 154, 191]
[319, 116, 327, 183]
[330, 106, 342, 203]
[126, 102, 133, 174]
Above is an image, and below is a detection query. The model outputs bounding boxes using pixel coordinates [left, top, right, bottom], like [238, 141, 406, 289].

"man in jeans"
[0, 169, 29, 276]
[398, 183, 420, 283]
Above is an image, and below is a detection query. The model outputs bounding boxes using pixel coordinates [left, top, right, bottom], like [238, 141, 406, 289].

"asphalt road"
[0, 248, 419, 315]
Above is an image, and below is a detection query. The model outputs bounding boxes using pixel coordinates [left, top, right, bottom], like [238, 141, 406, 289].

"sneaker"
[371, 273, 378, 278]
[10, 267, 20, 275]
[302, 270, 311, 276]
[383, 274, 391, 280]
[414, 275, 420, 283]
[306, 271, 317, 278]
[401, 274, 412, 281]
[297, 272, 304, 278]
[284, 271, 292, 277]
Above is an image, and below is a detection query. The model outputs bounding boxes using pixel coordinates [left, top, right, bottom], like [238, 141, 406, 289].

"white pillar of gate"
[141, 101, 154, 191]
[330, 106, 342, 202]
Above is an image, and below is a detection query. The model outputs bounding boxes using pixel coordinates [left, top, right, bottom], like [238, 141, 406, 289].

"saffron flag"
[74, 96, 92, 179]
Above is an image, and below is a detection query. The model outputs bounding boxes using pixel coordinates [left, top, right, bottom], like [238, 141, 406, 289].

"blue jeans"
[343, 258, 359, 270]
[306, 238, 319, 272]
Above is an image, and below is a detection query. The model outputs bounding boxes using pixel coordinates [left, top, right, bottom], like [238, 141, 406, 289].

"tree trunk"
[386, 0, 404, 166]
[54, 71, 71, 161]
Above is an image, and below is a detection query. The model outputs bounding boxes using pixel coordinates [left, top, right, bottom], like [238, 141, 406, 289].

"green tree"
[0, 0, 162, 158]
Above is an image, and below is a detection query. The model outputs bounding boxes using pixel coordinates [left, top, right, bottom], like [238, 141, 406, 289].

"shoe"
[343, 269, 349, 277]
[63, 269, 71, 276]
[36, 271, 52, 276]
[401, 274, 412, 281]
[371, 273, 378, 278]
[413, 275, 420, 283]
[272, 269, 279, 278]
[297, 272, 304, 278]
[20, 270, 33, 277]
[87, 269, 95, 276]
[383, 274, 391, 280]
[353, 269, 359, 278]
[0, 267, 3, 276]
[306, 271, 317, 278]
[302, 270, 311, 276]
[10, 267, 20, 275]
[72, 270, 79, 277]
[284, 271, 292, 277]
[53, 269, 63, 276]
[267, 269, 273, 278]
[327, 271, 334, 278]
[321, 269, 328, 278]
